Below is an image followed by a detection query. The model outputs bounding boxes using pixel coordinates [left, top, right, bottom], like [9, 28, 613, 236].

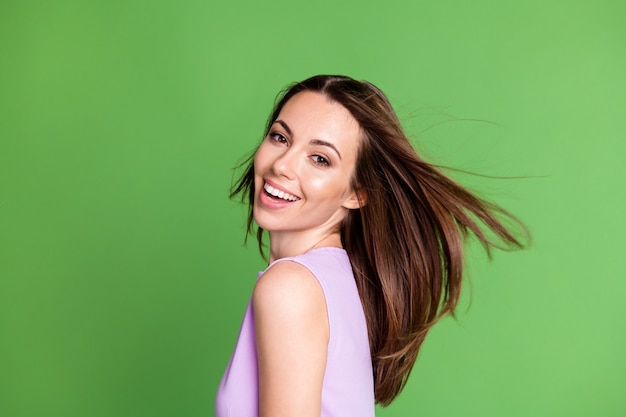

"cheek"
[306, 175, 326, 190]
[253, 146, 267, 175]
[307, 176, 350, 203]
[253, 141, 276, 172]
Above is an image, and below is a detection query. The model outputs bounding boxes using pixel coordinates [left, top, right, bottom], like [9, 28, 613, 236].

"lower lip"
[258, 188, 299, 209]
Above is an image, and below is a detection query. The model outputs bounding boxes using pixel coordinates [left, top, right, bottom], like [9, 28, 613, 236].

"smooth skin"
[252, 92, 364, 416]
[253, 261, 328, 417]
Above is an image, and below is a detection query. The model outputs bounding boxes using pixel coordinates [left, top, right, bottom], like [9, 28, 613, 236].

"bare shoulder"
[253, 260, 329, 415]
[252, 260, 327, 320]
[252, 260, 329, 346]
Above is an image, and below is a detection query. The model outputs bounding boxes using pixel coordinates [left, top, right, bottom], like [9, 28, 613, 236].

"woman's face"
[253, 91, 362, 236]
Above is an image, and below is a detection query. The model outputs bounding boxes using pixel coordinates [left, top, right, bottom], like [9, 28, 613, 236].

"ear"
[342, 188, 367, 210]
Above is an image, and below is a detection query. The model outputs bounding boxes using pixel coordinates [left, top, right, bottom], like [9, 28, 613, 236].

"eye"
[311, 154, 330, 167]
[269, 132, 288, 144]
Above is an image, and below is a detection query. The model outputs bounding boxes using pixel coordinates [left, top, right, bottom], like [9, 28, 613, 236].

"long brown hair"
[231, 75, 525, 406]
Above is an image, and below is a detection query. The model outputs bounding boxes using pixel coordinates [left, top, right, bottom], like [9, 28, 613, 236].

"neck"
[268, 230, 343, 263]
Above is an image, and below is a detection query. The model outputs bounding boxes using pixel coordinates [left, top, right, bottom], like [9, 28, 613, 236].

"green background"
[1, 0, 624, 416]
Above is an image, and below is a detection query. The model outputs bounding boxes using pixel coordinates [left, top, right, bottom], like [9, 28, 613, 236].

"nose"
[272, 148, 298, 180]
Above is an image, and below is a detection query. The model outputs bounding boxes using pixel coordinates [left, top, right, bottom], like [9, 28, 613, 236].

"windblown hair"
[231, 75, 525, 406]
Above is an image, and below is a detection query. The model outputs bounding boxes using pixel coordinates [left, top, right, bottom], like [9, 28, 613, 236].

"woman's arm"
[252, 260, 329, 417]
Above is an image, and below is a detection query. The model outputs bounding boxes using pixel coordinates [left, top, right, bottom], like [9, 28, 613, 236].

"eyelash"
[269, 132, 287, 144]
[267, 131, 331, 167]
[311, 155, 330, 167]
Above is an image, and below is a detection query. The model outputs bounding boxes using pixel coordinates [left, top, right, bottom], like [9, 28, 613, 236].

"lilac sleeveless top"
[215, 247, 375, 417]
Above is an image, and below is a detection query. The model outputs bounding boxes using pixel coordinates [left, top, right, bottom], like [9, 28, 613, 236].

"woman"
[215, 75, 524, 417]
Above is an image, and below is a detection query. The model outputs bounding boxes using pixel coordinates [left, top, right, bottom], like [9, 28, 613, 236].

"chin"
[252, 214, 271, 232]
[251, 205, 268, 231]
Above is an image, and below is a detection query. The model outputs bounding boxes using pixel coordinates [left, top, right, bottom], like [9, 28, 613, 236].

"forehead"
[277, 92, 362, 146]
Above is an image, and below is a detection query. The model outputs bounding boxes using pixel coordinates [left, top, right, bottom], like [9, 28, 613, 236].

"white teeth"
[264, 183, 299, 201]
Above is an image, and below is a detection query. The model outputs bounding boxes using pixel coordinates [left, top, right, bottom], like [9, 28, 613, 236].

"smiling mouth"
[263, 182, 300, 202]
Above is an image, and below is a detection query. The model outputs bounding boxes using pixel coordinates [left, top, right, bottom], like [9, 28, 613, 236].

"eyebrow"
[274, 120, 292, 136]
[273, 119, 343, 161]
